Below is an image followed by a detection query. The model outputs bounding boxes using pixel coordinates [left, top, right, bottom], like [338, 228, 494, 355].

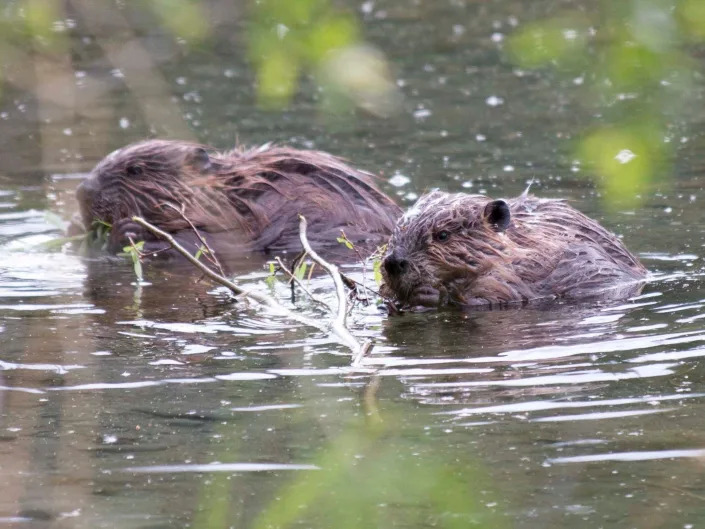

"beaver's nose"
[76, 177, 99, 205]
[383, 251, 409, 277]
[76, 177, 102, 228]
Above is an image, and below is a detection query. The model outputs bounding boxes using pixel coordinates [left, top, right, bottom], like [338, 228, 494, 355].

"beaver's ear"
[187, 147, 212, 172]
[483, 200, 511, 232]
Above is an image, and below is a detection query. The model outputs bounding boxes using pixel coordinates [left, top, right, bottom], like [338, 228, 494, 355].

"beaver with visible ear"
[76, 140, 402, 258]
[381, 190, 647, 309]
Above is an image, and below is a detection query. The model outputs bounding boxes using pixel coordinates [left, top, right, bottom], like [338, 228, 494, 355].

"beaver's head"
[380, 190, 513, 309]
[76, 140, 215, 230]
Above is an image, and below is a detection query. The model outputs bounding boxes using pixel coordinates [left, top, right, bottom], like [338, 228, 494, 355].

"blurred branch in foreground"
[507, 0, 705, 207]
[247, 0, 400, 116]
[192, 379, 509, 529]
[0, 0, 400, 175]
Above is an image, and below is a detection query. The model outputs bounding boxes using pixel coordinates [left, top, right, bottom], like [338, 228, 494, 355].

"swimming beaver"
[381, 190, 647, 309]
[76, 140, 402, 257]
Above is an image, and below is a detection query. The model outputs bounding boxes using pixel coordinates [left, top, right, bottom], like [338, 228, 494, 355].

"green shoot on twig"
[294, 260, 308, 281]
[123, 240, 145, 281]
[265, 261, 277, 288]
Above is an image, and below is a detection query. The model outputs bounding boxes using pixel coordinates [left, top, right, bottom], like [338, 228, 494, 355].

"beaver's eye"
[435, 230, 450, 242]
[126, 165, 143, 177]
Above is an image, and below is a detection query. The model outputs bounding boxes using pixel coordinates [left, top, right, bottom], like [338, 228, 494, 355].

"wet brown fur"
[381, 190, 647, 308]
[77, 139, 402, 256]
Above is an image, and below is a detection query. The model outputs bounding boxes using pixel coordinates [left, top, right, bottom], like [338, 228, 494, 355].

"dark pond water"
[2, 1, 705, 528]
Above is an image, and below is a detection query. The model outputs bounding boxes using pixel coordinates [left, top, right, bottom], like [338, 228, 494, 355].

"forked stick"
[274, 256, 332, 313]
[131, 215, 372, 364]
[297, 215, 373, 366]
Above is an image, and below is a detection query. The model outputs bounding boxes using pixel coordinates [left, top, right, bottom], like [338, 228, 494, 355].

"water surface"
[1, 1, 705, 528]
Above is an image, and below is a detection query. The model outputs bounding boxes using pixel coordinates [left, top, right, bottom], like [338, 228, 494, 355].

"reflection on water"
[1, 0, 705, 528]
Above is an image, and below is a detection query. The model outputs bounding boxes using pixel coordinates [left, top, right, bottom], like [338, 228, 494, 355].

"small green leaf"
[373, 259, 383, 286]
[123, 240, 145, 254]
[84, 220, 112, 251]
[295, 261, 308, 281]
[195, 245, 206, 261]
[265, 260, 278, 288]
[122, 241, 145, 281]
[133, 258, 143, 282]
[336, 236, 354, 250]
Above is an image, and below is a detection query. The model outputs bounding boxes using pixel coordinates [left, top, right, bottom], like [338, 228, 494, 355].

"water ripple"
[442, 392, 705, 418]
[549, 448, 705, 464]
[0, 360, 84, 374]
[531, 408, 673, 422]
[415, 362, 676, 389]
[470, 331, 705, 363]
[119, 319, 285, 336]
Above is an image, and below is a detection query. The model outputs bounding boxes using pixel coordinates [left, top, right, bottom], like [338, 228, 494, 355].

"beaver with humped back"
[75, 139, 402, 258]
[381, 189, 647, 309]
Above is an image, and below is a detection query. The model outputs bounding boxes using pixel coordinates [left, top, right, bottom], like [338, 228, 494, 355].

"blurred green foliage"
[508, 0, 705, 206]
[678, 0, 705, 39]
[247, 0, 356, 109]
[190, 396, 506, 529]
[251, 419, 504, 529]
[23, 0, 61, 42]
[150, 0, 210, 44]
[122, 240, 145, 281]
[247, 0, 398, 115]
[0, 0, 397, 120]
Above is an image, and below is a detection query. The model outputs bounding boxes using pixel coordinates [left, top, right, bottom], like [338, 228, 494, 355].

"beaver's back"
[507, 196, 646, 298]
[213, 146, 401, 251]
[76, 140, 402, 258]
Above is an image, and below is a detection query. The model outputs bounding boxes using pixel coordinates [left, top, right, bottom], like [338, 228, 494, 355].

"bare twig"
[162, 202, 225, 276]
[132, 217, 303, 312]
[297, 218, 348, 326]
[337, 231, 389, 304]
[274, 256, 332, 312]
[338, 230, 368, 302]
[131, 215, 372, 364]
[297, 215, 374, 365]
[351, 340, 375, 368]
[289, 250, 306, 277]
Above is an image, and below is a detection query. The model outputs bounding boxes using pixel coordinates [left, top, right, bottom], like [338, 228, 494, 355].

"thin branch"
[351, 340, 374, 368]
[348, 278, 383, 298]
[162, 202, 225, 276]
[131, 215, 371, 362]
[132, 217, 302, 313]
[274, 256, 332, 313]
[297, 215, 373, 363]
[298, 216, 348, 326]
[338, 230, 368, 302]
